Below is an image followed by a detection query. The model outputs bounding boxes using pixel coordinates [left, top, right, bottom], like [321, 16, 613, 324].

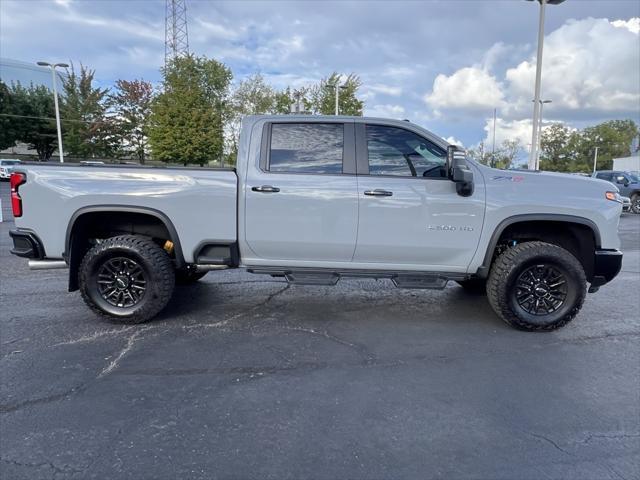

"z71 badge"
[491, 175, 524, 182]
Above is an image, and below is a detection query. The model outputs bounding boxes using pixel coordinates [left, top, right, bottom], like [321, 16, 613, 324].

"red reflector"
[10, 172, 26, 217]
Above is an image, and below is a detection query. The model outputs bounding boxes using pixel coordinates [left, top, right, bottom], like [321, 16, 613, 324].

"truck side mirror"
[446, 145, 474, 197]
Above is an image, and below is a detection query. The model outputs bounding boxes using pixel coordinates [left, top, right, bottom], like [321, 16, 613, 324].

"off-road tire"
[456, 278, 487, 294]
[79, 235, 175, 324]
[631, 193, 640, 214]
[487, 241, 586, 331]
[175, 268, 208, 285]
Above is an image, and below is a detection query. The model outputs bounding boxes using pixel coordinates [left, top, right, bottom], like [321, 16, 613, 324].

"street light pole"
[525, 0, 565, 170]
[592, 146, 599, 174]
[534, 99, 552, 170]
[330, 82, 347, 115]
[492, 108, 497, 153]
[37, 61, 69, 163]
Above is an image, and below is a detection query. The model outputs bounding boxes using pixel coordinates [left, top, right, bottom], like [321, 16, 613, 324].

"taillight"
[10, 172, 26, 217]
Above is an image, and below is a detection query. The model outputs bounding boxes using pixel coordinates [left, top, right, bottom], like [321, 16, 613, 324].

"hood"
[471, 162, 620, 194]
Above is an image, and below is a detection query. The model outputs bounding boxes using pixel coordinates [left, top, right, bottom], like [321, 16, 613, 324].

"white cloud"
[612, 17, 640, 34]
[367, 83, 402, 97]
[365, 104, 406, 119]
[444, 136, 464, 147]
[505, 17, 640, 116]
[195, 19, 242, 41]
[482, 118, 533, 150]
[424, 67, 505, 114]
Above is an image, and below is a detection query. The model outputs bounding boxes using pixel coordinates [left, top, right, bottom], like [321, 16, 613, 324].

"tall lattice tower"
[165, 0, 189, 68]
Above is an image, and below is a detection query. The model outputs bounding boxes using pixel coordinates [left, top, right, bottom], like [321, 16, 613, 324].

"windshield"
[627, 172, 639, 182]
[1, 160, 20, 165]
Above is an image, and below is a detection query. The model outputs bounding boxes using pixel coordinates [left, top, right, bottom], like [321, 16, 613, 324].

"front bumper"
[9, 230, 45, 259]
[590, 249, 623, 289]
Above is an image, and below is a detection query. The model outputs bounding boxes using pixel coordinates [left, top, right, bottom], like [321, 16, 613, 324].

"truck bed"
[14, 164, 238, 263]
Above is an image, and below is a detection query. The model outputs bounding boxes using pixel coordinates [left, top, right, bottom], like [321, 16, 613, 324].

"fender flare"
[476, 213, 602, 278]
[65, 205, 185, 291]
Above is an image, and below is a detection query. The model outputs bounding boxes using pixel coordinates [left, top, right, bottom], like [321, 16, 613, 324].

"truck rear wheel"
[79, 235, 175, 324]
[487, 241, 586, 331]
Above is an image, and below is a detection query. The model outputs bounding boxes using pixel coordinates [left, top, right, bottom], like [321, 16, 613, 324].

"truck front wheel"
[79, 235, 175, 324]
[487, 241, 586, 331]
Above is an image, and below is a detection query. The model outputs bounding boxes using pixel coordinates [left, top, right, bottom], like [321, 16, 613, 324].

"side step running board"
[248, 267, 466, 289]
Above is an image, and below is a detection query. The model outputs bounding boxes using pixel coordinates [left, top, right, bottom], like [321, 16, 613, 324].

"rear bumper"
[590, 249, 623, 288]
[9, 230, 45, 259]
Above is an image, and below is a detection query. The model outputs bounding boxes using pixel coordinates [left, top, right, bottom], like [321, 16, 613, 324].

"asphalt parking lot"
[1, 181, 639, 480]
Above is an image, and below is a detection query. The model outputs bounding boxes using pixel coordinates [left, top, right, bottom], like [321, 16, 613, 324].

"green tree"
[108, 79, 154, 163]
[540, 119, 638, 172]
[227, 74, 275, 162]
[579, 120, 638, 171]
[309, 72, 364, 116]
[470, 139, 522, 169]
[0, 81, 16, 151]
[272, 87, 294, 114]
[60, 64, 112, 158]
[149, 55, 232, 166]
[539, 123, 574, 171]
[0, 81, 58, 160]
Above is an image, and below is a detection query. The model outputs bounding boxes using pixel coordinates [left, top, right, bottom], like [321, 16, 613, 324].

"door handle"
[252, 185, 280, 193]
[364, 189, 393, 197]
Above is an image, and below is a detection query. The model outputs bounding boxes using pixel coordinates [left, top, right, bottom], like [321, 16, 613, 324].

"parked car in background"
[0, 159, 22, 180]
[592, 170, 640, 214]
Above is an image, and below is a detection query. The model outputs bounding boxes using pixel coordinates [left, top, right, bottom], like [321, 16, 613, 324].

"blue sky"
[1, 0, 639, 156]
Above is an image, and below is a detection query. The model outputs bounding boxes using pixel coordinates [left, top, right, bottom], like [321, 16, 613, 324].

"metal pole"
[492, 108, 497, 163]
[592, 146, 599, 174]
[50, 66, 64, 163]
[528, 0, 546, 170]
[536, 101, 544, 170]
[334, 84, 339, 116]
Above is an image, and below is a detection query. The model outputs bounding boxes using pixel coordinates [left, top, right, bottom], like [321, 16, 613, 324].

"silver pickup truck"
[9, 115, 624, 331]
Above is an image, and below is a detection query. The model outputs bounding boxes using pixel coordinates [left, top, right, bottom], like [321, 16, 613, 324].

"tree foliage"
[0, 81, 58, 160]
[309, 72, 364, 116]
[108, 79, 154, 163]
[226, 74, 276, 161]
[468, 139, 523, 170]
[148, 55, 232, 166]
[540, 119, 638, 172]
[60, 64, 112, 158]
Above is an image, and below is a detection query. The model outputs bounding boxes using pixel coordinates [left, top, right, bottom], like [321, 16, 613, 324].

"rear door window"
[269, 123, 344, 174]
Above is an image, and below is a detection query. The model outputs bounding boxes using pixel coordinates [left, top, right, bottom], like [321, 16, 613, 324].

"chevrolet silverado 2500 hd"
[9, 115, 624, 331]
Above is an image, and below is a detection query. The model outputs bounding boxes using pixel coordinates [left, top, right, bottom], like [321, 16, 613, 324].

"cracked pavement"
[1, 183, 639, 480]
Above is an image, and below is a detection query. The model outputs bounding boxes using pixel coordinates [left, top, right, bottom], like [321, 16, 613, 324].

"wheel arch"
[477, 214, 601, 280]
[66, 205, 184, 292]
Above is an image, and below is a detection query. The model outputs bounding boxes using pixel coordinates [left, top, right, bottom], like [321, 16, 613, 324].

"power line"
[0, 113, 105, 124]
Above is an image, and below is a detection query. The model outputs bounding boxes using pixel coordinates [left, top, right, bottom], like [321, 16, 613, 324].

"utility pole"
[526, 0, 565, 170]
[592, 146, 599, 174]
[165, 0, 189, 68]
[37, 61, 68, 163]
